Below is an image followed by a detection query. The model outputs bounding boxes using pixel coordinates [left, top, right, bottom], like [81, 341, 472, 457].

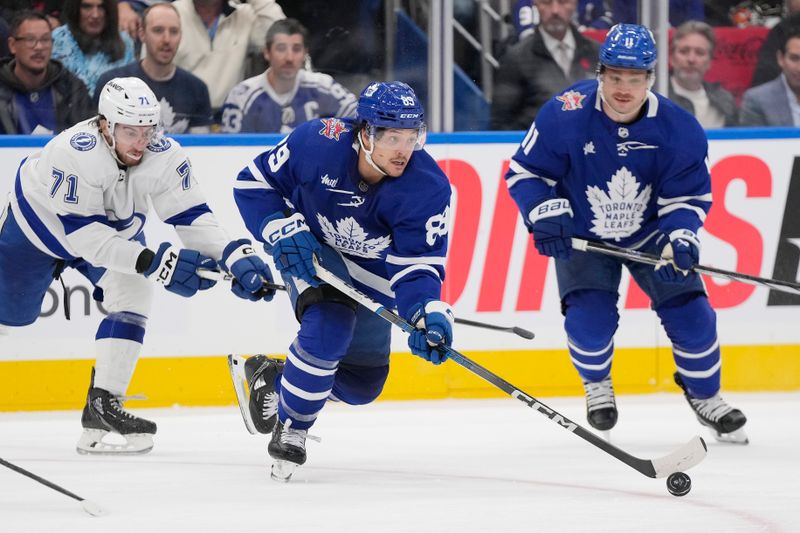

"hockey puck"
[666, 472, 692, 497]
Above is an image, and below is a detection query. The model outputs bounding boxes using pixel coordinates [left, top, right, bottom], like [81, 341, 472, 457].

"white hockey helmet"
[98, 77, 161, 134]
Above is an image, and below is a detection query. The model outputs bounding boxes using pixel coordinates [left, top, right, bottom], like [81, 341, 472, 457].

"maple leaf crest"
[159, 98, 189, 134]
[317, 214, 391, 259]
[585, 167, 652, 241]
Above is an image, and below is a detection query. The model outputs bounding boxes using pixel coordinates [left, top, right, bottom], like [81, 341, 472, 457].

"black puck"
[666, 471, 692, 497]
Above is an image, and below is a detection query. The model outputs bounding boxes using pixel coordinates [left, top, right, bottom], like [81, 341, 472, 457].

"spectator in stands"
[1, 1, 61, 29]
[0, 11, 92, 134]
[614, 0, 704, 27]
[491, 0, 599, 130]
[220, 18, 356, 134]
[669, 20, 738, 127]
[95, 3, 212, 133]
[1, 16, 10, 58]
[51, 0, 135, 98]
[172, 0, 285, 114]
[741, 26, 800, 126]
[750, 2, 800, 87]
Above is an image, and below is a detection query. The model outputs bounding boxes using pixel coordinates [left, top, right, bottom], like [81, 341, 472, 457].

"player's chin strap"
[357, 129, 387, 177]
[99, 119, 127, 167]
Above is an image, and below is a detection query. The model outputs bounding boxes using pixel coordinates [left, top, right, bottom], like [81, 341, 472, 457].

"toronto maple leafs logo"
[159, 98, 189, 134]
[586, 167, 652, 241]
[556, 90, 586, 111]
[317, 214, 391, 259]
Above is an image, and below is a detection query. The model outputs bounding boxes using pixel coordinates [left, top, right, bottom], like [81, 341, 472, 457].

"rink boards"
[1, 130, 799, 411]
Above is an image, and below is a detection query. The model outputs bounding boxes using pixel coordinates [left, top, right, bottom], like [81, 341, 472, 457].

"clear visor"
[370, 125, 427, 151]
[113, 123, 158, 145]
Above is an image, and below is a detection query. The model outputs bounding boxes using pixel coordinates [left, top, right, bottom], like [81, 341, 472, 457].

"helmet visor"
[371, 124, 427, 151]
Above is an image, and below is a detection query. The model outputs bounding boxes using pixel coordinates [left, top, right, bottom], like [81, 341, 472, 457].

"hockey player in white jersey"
[0, 77, 276, 454]
[230, 81, 453, 481]
[505, 24, 748, 444]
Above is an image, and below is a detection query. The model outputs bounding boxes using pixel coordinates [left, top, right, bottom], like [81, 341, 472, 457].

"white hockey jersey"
[9, 118, 229, 273]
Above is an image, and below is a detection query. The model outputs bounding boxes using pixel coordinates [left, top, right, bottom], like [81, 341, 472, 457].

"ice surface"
[1, 392, 797, 532]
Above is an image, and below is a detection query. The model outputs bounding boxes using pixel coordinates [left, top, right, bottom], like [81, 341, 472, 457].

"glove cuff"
[668, 229, 700, 250]
[260, 212, 308, 247]
[222, 238, 256, 273]
[528, 198, 573, 225]
[144, 243, 178, 286]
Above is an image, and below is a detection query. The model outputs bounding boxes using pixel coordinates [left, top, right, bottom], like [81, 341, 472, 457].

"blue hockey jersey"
[506, 79, 712, 249]
[233, 117, 452, 318]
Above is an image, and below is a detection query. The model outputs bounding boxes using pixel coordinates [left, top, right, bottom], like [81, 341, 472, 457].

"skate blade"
[270, 460, 298, 483]
[711, 427, 749, 445]
[76, 429, 154, 455]
[228, 354, 257, 435]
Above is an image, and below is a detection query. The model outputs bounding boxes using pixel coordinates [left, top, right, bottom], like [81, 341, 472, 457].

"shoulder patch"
[556, 90, 586, 111]
[147, 137, 172, 153]
[69, 132, 97, 151]
[319, 118, 350, 141]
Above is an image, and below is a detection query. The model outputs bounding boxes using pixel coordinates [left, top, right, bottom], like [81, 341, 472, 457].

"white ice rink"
[1, 392, 798, 533]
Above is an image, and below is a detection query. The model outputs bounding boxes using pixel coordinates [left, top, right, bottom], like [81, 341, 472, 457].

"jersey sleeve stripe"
[385, 254, 447, 266]
[246, 160, 269, 184]
[13, 171, 74, 259]
[57, 213, 113, 235]
[388, 264, 442, 287]
[234, 180, 272, 190]
[163, 203, 212, 226]
[342, 256, 395, 298]
[657, 193, 713, 205]
[657, 203, 707, 221]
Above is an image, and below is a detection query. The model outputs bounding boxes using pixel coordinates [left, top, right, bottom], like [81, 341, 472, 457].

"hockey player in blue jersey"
[505, 24, 748, 444]
[0, 77, 276, 455]
[230, 80, 453, 480]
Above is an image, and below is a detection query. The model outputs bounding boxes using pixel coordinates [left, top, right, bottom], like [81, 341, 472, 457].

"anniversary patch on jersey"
[556, 90, 586, 111]
[319, 118, 350, 141]
[317, 214, 391, 259]
[69, 132, 97, 151]
[147, 137, 172, 153]
[586, 167, 652, 241]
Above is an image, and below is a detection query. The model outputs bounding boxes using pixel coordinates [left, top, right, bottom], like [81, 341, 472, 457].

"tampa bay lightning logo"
[69, 132, 97, 151]
[147, 137, 171, 153]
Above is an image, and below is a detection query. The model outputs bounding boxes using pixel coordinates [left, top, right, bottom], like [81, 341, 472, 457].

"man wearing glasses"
[0, 10, 92, 135]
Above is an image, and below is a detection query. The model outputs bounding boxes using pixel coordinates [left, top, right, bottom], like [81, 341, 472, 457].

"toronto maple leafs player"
[231, 81, 453, 481]
[0, 77, 275, 455]
[220, 18, 357, 134]
[505, 24, 748, 444]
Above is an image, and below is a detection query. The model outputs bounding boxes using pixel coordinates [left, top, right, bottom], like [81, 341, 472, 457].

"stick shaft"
[0, 457, 84, 502]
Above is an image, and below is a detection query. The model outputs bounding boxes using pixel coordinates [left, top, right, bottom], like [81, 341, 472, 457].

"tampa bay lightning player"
[0, 77, 275, 455]
[231, 81, 453, 481]
[505, 24, 747, 444]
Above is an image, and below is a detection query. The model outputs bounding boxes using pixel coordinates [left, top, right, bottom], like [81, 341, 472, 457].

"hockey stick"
[0, 457, 105, 516]
[572, 237, 800, 296]
[310, 257, 707, 479]
[197, 269, 535, 340]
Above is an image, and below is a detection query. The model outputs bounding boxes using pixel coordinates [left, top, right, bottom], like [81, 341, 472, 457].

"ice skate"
[228, 354, 283, 435]
[76, 386, 157, 455]
[268, 419, 320, 482]
[674, 372, 748, 445]
[582, 376, 618, 438]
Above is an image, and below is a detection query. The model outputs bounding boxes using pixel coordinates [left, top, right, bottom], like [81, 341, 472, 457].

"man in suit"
[491, 0, 599, 130]
[741, 27, 800, 126]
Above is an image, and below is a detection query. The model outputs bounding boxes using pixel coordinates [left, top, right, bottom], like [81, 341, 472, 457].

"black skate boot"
[76, 371, 157, 455]
[674, 372, 748, 444]
[582, 376, 618, 432]
[227, 354, 283, 435]
[268, 419, 311, 482]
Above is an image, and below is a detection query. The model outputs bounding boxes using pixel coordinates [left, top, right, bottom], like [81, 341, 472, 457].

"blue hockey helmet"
[356, 81, 425, 130]
[600, 24, 657, 71]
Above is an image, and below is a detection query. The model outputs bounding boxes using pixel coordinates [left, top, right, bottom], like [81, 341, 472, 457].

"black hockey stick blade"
[311, 259, 708, 479]
[197, 269, 286, 292]
[452, 317, 535, 340]
[0, 457, 105, 516]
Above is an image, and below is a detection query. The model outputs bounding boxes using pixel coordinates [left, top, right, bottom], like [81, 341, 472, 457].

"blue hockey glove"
[407, 300, 455, 365]
[144, 242, 217, 297]
[655, 230, 701, 283]
[260, 213, 321, 287]
[221, 238, 276, 302]
[527, 198, 574, 259]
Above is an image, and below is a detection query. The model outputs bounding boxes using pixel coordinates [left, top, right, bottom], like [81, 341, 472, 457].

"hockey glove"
[528, 198, 574, 259]
[655, 230, 701, 283]
[260, 213, 321, 287]
[144, 242, 217, 297]
[407, 300, 455, 365]
[221, 238, 276, 302]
